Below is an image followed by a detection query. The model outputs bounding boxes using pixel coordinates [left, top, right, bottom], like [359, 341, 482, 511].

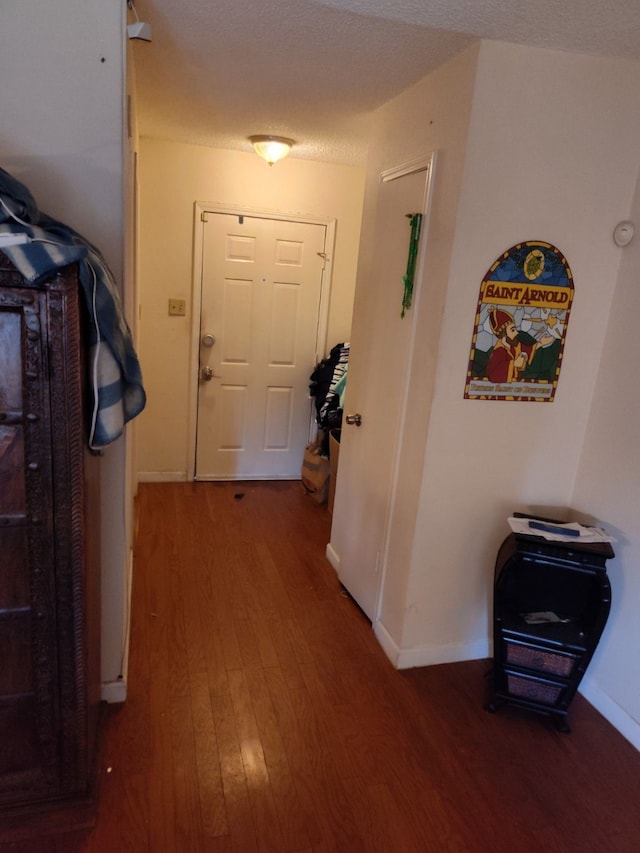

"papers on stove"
[508, 516, 615, 543]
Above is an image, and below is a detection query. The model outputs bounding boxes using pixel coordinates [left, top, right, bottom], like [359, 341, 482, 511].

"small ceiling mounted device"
[127, 0, 152, 41]
[249, 135, 295, 166]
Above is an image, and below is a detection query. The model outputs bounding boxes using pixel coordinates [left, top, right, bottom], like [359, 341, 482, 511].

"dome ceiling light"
[249, 135, 295, 166]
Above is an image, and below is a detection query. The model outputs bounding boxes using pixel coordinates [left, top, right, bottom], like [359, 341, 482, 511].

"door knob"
[201, 365, 214, 381]
[345, 413, 362, 426]
[201, 333, 216, 348]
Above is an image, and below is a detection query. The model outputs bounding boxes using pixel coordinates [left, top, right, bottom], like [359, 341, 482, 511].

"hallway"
[39, 482, 640, 851]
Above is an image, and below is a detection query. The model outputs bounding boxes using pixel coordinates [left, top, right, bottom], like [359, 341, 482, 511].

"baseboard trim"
[372, 619, 401, 665]
[138, 471, 187, 483]
[101, 679, 127, 703]
[579, 678, 640, 751]
[373, 619, 490, 670]
[373, 625, 639, 750]
[118, 546, 134, 691]
[325, 542, 340, 573]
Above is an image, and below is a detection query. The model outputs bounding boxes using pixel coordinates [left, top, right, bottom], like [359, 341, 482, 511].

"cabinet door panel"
[0, 425, 25, 513]
[0, 309, 22, 409]
[0, 616, 33, 694]
[0, 528, 29, 607]
[0, 698, 40, 776]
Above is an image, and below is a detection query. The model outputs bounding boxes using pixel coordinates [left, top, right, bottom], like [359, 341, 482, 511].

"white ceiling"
[130, 0, 640, 165]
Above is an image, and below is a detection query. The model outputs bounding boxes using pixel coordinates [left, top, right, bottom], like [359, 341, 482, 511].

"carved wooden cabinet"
[0, 256, 101, 834]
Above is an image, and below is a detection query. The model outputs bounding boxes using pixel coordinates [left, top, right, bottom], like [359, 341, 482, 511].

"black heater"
[487, 514, 613, 731]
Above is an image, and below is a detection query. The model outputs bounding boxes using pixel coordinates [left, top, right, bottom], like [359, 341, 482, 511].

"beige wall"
[337, 39, 640, 746]
[136, 139, 365, 479]
[402, 41, 640, 657]
[336, 44, 481, 641]
[0, 0, 129, 694]
[401, 42, 640, 743]
[572, 168, 640, 747]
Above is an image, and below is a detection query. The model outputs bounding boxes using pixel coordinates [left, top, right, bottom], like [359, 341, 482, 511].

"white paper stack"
[508, 516, 615, 543]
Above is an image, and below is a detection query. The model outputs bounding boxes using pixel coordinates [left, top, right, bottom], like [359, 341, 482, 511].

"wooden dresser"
[0, 256, 101, 838]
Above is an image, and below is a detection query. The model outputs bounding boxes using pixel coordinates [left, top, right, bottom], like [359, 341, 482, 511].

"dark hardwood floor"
[3, 481, 640, 851]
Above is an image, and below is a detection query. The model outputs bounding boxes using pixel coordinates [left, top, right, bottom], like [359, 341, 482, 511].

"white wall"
[0, 1, 124, 269]
[345, 45, 480, 641]
[0, 1, 129, 694]
[136, 139, 365, 479]
[345, 40, 640, 744]
[571, 171, 640, 749]
[398, 41, 640, 659]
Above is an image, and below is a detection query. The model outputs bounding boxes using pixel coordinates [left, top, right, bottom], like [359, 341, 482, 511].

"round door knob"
[345, 413, 362, 426]
[201, 333, 216, 348]
[201, 365, 214, 381]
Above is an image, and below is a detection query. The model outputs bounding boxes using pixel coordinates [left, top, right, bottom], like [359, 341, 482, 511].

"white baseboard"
[325, 542, 340, 573]
[373, 619, 490, 670]
[579, 678, 640, 751]
[119, 546, 134, 690]
[100, 546, 134, 705]
[374, 620, 638, 751]
[138, 471, 187, 483]
[372, 619, 401, 665]
[101, 678, 127, 703]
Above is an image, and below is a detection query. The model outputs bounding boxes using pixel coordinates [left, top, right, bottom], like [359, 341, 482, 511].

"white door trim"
[187, 202, 336, 481]
[380, 153, 434, 183]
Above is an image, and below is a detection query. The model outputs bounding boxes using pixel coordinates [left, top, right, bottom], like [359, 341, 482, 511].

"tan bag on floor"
[301, 441, 330, 504]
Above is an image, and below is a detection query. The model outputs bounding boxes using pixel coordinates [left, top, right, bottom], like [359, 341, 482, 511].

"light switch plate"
[168, 298, 186, 316]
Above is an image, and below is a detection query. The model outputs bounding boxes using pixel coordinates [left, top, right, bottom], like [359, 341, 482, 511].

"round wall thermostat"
[613, 220, 634, 247]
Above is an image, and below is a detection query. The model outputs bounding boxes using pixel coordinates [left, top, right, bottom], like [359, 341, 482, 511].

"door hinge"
[201, 211, 208, 223]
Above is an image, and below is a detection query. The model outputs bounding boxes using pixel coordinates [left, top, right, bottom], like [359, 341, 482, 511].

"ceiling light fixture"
[249, 135, 295, 166]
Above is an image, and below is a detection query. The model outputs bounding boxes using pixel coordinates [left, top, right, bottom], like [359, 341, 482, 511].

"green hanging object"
[401, 212, 422, 318]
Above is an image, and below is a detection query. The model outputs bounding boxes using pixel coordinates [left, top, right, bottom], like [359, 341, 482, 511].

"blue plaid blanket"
[0, 167, 145, 449]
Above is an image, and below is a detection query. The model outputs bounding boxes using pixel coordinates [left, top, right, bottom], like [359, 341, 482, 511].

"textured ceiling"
[130, 0, 640, 165]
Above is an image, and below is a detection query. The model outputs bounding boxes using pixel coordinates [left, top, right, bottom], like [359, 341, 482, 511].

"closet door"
[328, 156, 435, 621]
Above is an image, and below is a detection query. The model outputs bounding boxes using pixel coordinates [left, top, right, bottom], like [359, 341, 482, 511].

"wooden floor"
[4, 481, 640, 852]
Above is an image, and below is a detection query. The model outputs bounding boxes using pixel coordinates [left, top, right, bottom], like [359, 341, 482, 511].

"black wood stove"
[487, 514, 613, 731]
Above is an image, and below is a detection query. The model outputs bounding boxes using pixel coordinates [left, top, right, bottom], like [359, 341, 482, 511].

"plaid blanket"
[0, 167, 145, 449]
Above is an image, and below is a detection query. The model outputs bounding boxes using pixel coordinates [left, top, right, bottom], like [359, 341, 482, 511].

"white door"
[329, 158, 434, 620]
[196, 212, 327, 480]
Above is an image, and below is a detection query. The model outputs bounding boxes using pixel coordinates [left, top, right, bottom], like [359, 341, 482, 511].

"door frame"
[187, 202, 337, 481]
